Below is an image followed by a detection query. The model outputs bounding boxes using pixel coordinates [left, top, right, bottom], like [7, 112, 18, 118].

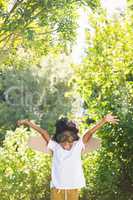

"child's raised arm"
[82, 113, 119, 144]
[16, 119, 50, 144]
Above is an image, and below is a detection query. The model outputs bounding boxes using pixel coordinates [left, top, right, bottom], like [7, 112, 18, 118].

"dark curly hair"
[52, 117, 80, 143]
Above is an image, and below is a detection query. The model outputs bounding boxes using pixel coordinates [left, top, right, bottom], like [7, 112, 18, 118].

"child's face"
[60, 141, 74, 150]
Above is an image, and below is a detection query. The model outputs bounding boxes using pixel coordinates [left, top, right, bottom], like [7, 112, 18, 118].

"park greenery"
[0, 0, 133, 200]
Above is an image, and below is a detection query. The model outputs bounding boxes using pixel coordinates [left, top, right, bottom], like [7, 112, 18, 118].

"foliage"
[0, 1, 78, 49]
[0, 0, 101, 60]
[0, 127, 51, 200]
[72, 12, 133, 200]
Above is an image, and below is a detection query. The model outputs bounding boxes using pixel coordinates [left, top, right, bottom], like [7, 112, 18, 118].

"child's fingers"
[113, 117, 119, 121]
[17, 120, 25, 126]
[16, 119, 30, 126]
[16, 120, 21, 126]
[109, 116, 119, 123]
[112, 115, 119, 120]
[112, 119, 119, 124]
[114, 116, 119, 119]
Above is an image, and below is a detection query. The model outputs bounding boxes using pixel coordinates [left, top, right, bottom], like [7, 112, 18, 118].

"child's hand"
[16, 119, 30, 126]
[104, 113, 119, 124]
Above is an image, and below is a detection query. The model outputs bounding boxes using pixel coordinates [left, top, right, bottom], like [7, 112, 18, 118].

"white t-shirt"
[47, 137, 86, 189]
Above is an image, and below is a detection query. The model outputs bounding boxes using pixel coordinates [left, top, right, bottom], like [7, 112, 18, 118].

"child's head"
[53, 117, 79, 150]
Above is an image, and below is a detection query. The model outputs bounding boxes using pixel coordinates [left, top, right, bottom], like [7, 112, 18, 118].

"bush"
[0, 127, 51, 200]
